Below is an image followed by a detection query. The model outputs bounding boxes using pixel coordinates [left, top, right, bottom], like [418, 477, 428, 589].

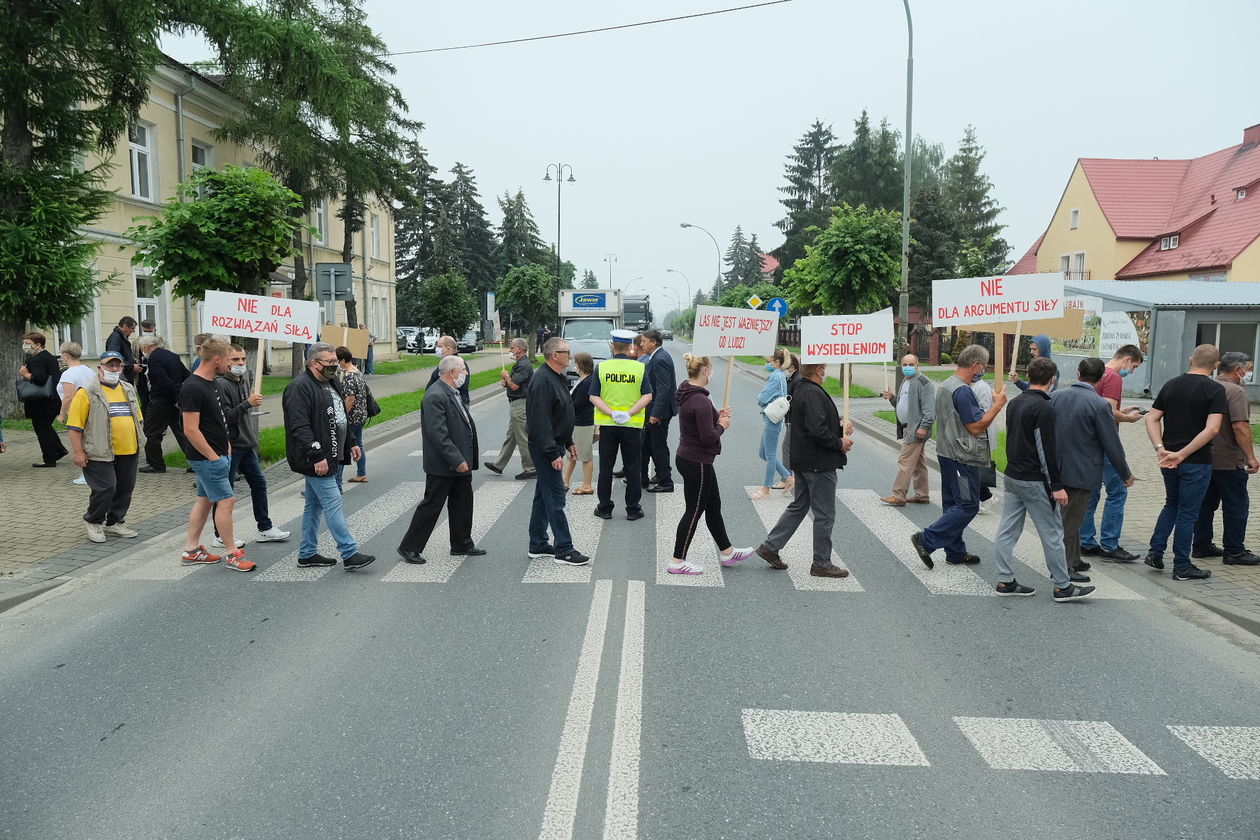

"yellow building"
[53, 55, 397, 368]
[1010, 123, 1260, 285]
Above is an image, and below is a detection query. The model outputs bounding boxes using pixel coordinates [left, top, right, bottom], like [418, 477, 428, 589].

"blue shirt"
[952, 384, 984, 424]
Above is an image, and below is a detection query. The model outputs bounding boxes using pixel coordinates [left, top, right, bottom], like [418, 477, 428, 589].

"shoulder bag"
[16, 376, 57, 403]
[763, 395, 791, 424]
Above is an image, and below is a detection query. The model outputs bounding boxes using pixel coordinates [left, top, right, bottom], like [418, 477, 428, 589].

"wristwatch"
[1154, 444, 1165, 451]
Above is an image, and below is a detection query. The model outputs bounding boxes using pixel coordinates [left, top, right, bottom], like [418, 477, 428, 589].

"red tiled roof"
[1079, 158, 1190, 238]
[1008, 233, 1043, 275]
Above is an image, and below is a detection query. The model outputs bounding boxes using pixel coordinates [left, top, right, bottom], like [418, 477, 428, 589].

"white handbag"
[763, 395, 791, 424]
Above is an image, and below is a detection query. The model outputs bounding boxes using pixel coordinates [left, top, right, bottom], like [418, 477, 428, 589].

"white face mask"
[230, 365, 248, 377]
[22, 343, 33, 355]
[101, 369, 122, 385]
[435, 346, 446, 357]
[1244, 372, 1255, 385]
[455, 372, 467, 388]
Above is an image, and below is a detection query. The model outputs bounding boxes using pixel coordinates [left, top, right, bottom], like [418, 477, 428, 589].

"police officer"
[590, 329, 653, 521]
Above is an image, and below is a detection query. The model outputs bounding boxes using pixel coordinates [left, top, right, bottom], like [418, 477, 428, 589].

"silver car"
[563, 338, 613, 387]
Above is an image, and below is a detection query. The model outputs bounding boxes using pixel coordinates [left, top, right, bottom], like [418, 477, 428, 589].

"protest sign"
[691, 305, 780, 357]
[931, 272, 1065, 328]
[202, 290, 320, 342]
[319, 324, 370, 359]
[800, 308, 894, 364]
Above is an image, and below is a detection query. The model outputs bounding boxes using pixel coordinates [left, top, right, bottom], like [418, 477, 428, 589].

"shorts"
[190, 456, 234, 502]
[573, 425, 594, 462]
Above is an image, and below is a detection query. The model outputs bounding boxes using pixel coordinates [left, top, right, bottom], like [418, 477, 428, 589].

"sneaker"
[1224, 551, 1260, 566]
[756, 543, 787, 570]
[946, 553, 982, 566]
[257, 527, 291, 542]
[224, 550, 256, 572]
[626, 508, 645, 521]
[880, 496, 906, 506]
[593, 507, 613, 520]
[996, 580, 1036, 596]
[343, 552, 376, 571]
[296, 553, 336, 567]
[668, 560, 704, 575]
[1079, 544, 1102, 556]
[103, 523, 137, 538]
[1053, 584, 1095, 602]
[1100, 546, 1139, 563]
[212, 535, 246, 549]
[180, 545, 222, 565]
[527, 544, 556, 559]
[1173, 565, 1212, 581]
[909, 532, 934, 570]
[85, 522, 106, 543]
[720, 546, 755, 567]
[515, 471, 537, 480]
[1076, 561, 1092, 571]
[1069, 571, 1091, 583]
[483, 461, 503, 475]
[1192, 543, 1224, 558]
[1143, 553, 1165, 570]
[554, 551, 591, 567]
[72, 475, 88, 486]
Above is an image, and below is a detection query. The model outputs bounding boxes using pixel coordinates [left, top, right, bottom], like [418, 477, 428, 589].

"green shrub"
[939, 353, 952, 365]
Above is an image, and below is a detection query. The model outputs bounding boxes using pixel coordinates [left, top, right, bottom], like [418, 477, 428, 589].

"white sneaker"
[719, 546, 755, 567]
[212, 535, 245, 548]
[103, 523, 137, 538]
[667, 560, 705, 575]
[977, 499, 993, 514]
[256, 527, 290, 542]
[72, 475, 87, 486]
[85, 522, 106, 543]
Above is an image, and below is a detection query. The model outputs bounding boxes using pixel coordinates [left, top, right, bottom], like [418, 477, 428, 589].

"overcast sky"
[166, 0, 1258, 319]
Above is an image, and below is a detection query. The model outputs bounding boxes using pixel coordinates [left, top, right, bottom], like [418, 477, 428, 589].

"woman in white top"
[57, 342, 97, 486]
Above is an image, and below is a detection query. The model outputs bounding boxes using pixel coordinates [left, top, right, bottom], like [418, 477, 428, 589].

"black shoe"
[645, 484, 674, 493]
[1079, 544, 1102, 556]
[343, 552, 376, 571]
[138, 465, 167, 474]
[1069, 571, 1092, 583]
[1100, 546, 1139, 563]
[626, 508, 645, 521]
[515, 471, 537, 480]
[1173, 565, 1212, 581]
[397, 549, 426, 564]
[1144, 553, 1165, 570]
[1054, 584, 1095, 602]
[1076, 560, 1092, 571]
[612, 470, 626, 479]
[946, 553, 982, 566]
[452, 546, 486, 556]
[996, 580, 1036, 596]
[1192, 543, 1224, 558]
[909, 532, 934, 569]
[297, 553, 337, 567]
[185, 467, 195, 474]
[593, 507, 613, 520]
[554, 551, 591, 567]
[483, 461, 503, 475]
[32, 462, 56, 468]
[1224, 551, 1260, 566]
[527, 544, 556, 559]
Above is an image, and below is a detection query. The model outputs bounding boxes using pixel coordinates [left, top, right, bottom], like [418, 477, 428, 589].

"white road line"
[538, 580, 613, 840]
[523, 490, 599, 583]
[744, 486, 862, 592]
[836, 489, 995, 596]
[1168, 725, 1260, 779]
[654, 478, 724, 587]
[603, 580, 645, 840]
[407, 449, 422, 457]
[254, 482, 427, 581]
[742, 710, 931, 767]
[955, 716, 1165, 774]
[382, 482, 526, 582]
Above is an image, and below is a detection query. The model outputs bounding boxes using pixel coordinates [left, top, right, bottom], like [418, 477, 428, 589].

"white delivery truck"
[558, 289, 624, 340]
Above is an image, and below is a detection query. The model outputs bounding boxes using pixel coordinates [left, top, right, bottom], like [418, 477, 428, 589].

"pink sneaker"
[667, 560, 704, 575]
[720, 546, 754, 567]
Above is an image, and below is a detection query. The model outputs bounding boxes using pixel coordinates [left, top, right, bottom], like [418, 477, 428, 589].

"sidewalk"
[734, 358, 1260, 634]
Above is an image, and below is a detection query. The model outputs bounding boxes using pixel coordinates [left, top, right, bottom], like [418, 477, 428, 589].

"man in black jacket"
[105, 317, 140, 384]
[136, 334, 189, 473]
[282, 342, 374, 571]
[526, 337, 589, 567]
[756, 363, 852, 578]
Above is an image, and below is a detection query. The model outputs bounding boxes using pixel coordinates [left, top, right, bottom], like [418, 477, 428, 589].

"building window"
[135, 273, 166, 338]
[1239, 188, 1248, 201]
[1060, 252, 1086, 282]
[1197, 322, 1259, 361]
[1160, 235, 1179, 250]
[54, 303, 100, 359]
[370, 213, 381, 258]
[128, 123, 154, 200]
[314, 201, 327, 244]
[1069, 208, 1080, 229]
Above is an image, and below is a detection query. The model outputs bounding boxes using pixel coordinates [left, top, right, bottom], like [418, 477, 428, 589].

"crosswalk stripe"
[955, 716, 1166, 774]
[1168, 725, 1260, 779]
[407, 449, 422, 457]
[744, 486, 862, 592]
[254, 483, 427, 581]
[742, 709, 930, 766]
[381, 481, 527, 582]
[654, 479, 723, 586]
[523, 489, 600, 583]
[836, 489, 995, 596]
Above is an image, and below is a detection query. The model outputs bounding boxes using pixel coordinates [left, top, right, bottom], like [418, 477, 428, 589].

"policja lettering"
[605, 372, 637, 383]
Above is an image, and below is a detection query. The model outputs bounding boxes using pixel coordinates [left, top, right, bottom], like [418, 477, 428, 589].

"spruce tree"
[446, 162, 497, 295]
[496, 189, 545, 273]
[773, 120, 838, 277]
[580, 269, 600, 289]
[907, 186, 957, 307]
[723, 226, 751, 289]
[741, 234, 767, 287]
[830, 110, 903, 212]
[942, 126, 1009, 274]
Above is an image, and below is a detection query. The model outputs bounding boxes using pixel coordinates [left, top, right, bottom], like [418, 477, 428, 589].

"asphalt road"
[2, 342, 1258, 840]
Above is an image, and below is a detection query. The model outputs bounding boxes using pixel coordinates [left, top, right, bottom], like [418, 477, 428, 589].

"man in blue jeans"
[1080, 344, 1146, 561]
[1192, 351, 1260, 565]
[910, 345, 1006, 569]
[1144, 344, 1229, 580]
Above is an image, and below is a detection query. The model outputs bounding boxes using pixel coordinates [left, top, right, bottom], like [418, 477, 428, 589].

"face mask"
[230, 365, 247, 377]
[1118, 366, 1130, 378]
[22, 343, 33, 355]
[319, 363, 338, 381]
[971, 369, 985, 383]
[1244, 372, 1255, 385]
[102, 369, 121, 385]
[455, 373, 467, 388]
[902, 366, 916, 377]
[764, 363, 775, 372]
[436, 347, 446, 357]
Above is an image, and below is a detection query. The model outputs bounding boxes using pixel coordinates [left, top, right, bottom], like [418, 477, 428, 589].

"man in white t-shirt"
[56, 341, 97, 486]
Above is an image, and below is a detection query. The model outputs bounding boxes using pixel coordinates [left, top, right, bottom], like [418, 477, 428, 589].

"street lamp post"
[896, 0, 914, 362]
[543, 163, 575, 283]
[603, 253, 618, 287]
[624, 276, 644, 293]
[679, 222, 722, 300]
[666, 268, 691, 308]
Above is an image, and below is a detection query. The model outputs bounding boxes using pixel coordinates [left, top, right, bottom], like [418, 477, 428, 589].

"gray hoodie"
[215, 372, 260, 451]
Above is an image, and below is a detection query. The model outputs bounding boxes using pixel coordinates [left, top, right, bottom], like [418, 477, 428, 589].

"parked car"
[458, 331, 483, 353]
[406, 329, 438, 354]
[660, 328, 674, 341]
[563, 338, 613, 388]
[397, 326, 419, 351]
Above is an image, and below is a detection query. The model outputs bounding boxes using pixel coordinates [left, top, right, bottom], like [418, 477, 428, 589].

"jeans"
[758, 415, 790, 487]
[921, 456, 980, 562]
[764, 470, 838, 568]
[214, 449, 273, 534]
[528, 443, 573, 555]
[994, 476, 1070, 588]
[300, 475, 358, 560]
[673, 456, 731, 560]
[1194, 467, 1250, 555]
[1080, 456, 1128, 550]
[365, 345, 375, 375]
[1149, 462, 1214, 570]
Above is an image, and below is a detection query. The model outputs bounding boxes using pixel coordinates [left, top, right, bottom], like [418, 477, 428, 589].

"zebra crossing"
[740, 709, 1260, 779]
[112, 468, 1151, 601]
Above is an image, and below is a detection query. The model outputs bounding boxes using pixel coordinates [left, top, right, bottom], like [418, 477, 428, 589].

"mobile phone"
[1138, 408, 1149, 415]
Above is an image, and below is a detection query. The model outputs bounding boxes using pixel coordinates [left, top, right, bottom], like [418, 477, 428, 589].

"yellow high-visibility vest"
[593, 358, 647, 428]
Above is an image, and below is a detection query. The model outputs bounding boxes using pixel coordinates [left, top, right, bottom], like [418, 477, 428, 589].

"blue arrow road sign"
[766, 297, 789, 316]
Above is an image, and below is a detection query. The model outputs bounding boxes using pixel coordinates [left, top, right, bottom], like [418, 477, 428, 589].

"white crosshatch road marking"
[655, 477, 724, 587]
[955, 716, 1165, 774]
[836, 489, 995, 596]
[1168, 725, 1260, 779]
[382, 481, 526, 582]
[744, 486, 862, 592]
[742, 710, 930, 766]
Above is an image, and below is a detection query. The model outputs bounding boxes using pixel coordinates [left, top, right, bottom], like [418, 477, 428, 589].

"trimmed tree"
[497, 263, 556, 355]
[414, 272, 480, 339]
[783, 204, 903, 316]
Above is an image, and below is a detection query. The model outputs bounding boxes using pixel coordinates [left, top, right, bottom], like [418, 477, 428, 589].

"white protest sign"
[931, 272, 1065, 328]
[691, 304, 779, 357]
[202, 289, 320, 342]
[801, 308, 895, 364]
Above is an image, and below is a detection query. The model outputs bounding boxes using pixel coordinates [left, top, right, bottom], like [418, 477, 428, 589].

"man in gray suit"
[1051, 357, 1135, 579]
[397, 355, 484, 564]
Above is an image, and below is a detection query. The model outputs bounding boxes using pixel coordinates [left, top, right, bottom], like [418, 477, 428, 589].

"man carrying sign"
[910, 345, 1006, 569]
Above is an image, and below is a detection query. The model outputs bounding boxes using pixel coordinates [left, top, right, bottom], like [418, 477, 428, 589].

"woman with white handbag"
[749, 347, 793, 500]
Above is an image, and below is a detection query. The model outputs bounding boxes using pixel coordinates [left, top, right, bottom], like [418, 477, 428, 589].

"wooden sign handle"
[722, 356, 735, 411]
[251, 340, 267, 397]
[994, 330, 1004, 395]
[1010, 321, 1023, 378]
[842, 363, 851, 429]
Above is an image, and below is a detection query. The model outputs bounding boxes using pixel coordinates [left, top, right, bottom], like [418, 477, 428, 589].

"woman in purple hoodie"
[669, 354, 754, 575]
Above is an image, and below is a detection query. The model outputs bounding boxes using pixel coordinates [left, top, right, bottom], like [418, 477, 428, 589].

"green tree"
[497, 263, 556, 354]
[394, 143, 441, 325]
[414, 272, 480, 338]
[716, 280, 779, 310]
[671, 308, 696, 338]
[496, 189, 546, 273]
[722, 225, 751, 290]
[447, 162, 498, 295]
[942, 126, 1008, 274]
[741, 234, 767, 286]
[907, 186, 958, 307]
[773, 119, 838, 277]
[783, 204, 902, 316]
[830, 110, 903, 212]
[580, 269, 600, 289]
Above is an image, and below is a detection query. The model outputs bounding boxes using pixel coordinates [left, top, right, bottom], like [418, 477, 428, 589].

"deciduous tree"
[414, 272, 480, 339]
[497, 263, 556, 354]
[783, 204, 902, 316]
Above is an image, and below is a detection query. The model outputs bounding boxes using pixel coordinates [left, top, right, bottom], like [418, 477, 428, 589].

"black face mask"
[318, 363, 338, 380]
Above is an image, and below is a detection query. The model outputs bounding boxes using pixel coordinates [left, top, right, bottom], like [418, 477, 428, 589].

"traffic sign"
[766, 297, 789, 317]
[746, 295, 763, 309]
